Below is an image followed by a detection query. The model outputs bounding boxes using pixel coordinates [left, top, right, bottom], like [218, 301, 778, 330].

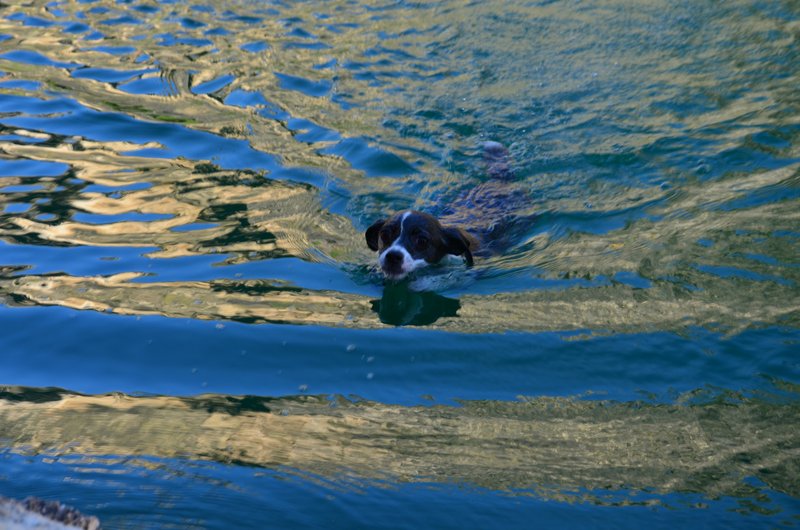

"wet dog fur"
[365, 141, 520, 280]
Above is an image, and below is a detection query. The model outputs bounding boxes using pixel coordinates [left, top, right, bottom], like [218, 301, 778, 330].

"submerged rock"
[0, 497, 100, 530]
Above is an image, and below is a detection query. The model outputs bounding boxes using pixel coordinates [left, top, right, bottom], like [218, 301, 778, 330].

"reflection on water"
[371, 282, 460, 325]
[0, 0, 797, 328]
[1, 0, 799, 526]
[1, 385, 798, 504]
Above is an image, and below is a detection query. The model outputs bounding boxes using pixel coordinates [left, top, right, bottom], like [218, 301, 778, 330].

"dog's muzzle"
[381, 250, 406, 278]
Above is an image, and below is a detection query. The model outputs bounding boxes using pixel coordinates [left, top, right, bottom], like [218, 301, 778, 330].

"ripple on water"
[275, 72, 333, 98]
[71, 66, 159, 83]
[191, 73, 234, 95]
[0, 49, 82, 69]
[0, 0, 799, 527]
[240, 41, 269, 53]
[0, 160, 69, 177]
[84, 45, 138, 55]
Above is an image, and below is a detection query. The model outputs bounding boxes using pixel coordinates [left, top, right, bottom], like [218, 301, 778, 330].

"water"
[0, 0, 799, 527]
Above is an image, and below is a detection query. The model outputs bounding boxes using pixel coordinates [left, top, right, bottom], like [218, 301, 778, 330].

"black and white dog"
[365, 210, 478, 280]
[366, 141, 525, 281]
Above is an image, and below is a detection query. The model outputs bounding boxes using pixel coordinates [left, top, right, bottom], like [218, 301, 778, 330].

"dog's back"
[365, 141, 533, 280]
[438, 142, 531, 255]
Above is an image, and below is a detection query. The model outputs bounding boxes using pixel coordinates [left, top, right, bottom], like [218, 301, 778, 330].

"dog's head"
[365, 210, 475, 280]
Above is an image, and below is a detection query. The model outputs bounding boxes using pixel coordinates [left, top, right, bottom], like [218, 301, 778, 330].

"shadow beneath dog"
[371, 282, 461, 326]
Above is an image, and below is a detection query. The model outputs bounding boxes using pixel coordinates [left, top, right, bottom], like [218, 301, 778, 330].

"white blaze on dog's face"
[365, 210, 475, 280]
[376, 212, 427, 280]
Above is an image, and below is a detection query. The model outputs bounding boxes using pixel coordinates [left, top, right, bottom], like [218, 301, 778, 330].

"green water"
[0, 0, 798, 527]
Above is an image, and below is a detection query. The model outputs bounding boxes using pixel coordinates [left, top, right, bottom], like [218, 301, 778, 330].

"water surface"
[0, 0, 799, 528]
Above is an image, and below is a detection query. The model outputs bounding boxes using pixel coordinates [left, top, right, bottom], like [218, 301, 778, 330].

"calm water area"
[0, 0, 799, 527]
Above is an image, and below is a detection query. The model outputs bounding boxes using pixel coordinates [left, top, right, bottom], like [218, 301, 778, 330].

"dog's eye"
[415, 236, 429, 249]
[380, 228, 393, 245]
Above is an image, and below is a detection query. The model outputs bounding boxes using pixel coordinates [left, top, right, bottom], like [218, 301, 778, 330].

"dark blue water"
[1, 0, 799, 528]
[5, 451, 799, 530]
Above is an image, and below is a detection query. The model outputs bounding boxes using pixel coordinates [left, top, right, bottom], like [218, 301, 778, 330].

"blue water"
[1, 0, 799, 528]
[4, 452, 798, 530]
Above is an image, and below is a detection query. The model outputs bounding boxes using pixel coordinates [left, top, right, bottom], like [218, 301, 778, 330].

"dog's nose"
[384, 251, 403, 266]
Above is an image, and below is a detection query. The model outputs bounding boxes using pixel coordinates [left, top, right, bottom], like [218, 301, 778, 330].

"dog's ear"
[442, 227, 474, 266]
[365, 219, 386, 251]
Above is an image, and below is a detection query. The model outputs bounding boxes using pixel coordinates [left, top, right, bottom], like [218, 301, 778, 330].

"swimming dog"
[365, 141, 526, 280]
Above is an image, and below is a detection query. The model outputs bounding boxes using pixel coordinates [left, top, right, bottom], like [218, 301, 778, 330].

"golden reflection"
[2, 273, 376, 326]
[0, 141, 366, 261]
[0, 156, 796, 333]
[0, 0, 423, 188]
[0, 264, 796, 332]
[0, 0, 798, 334]
[0, 386, 797, 500]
